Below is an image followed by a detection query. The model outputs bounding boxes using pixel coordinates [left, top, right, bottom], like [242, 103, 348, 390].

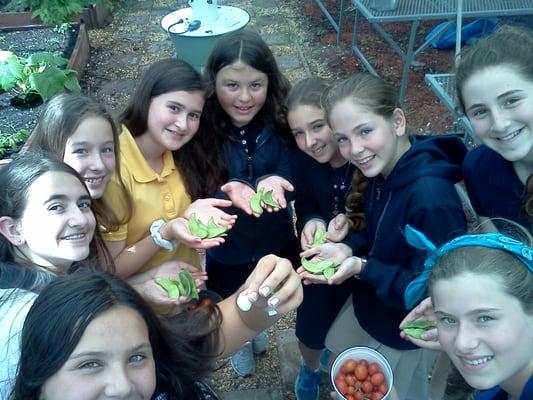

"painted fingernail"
[237, 294, 252, 312]
[267, 308, 278, 317]
[259, 286, 271, 297]
[248, 291, 258, 302]
[268, 297, 280, 307]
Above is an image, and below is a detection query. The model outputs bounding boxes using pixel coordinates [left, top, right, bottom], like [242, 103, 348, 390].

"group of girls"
[0, 20, 531, 400]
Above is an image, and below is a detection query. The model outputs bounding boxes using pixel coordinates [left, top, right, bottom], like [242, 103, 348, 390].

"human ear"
[391, 108, 407, 137]
[0, 216, 25, 246]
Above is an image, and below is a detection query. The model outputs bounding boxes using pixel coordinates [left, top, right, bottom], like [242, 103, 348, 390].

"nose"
[88, 152, 105, 171]
[174, 112, 188, 131]
[237, 87, 252, 102]
[304, 132, 315, 149]
[104, 367, 133, 398]
[350, 137, 364, 156]
[68, 205, 91, 228]
[490, 109, 510, 134]
[454, 322, 480, 354]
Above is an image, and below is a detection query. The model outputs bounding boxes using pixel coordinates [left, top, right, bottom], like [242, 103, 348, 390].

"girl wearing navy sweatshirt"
[286, 77, 357, 400]
[299, 73, 467, 399]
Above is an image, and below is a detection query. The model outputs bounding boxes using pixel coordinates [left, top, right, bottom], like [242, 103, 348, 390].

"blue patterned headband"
[404, 225, 533, 309]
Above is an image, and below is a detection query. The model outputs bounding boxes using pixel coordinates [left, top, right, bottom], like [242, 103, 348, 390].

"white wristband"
[150, 219, 176, 251]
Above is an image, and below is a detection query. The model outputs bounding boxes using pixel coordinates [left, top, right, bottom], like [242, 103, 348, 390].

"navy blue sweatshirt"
[344, 135, 467, 349]
[208, 121, 296, 265]
[291, 149, 358, 234]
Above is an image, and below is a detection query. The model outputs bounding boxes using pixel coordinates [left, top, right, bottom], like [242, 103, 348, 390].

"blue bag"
[426, 18, 497, 49]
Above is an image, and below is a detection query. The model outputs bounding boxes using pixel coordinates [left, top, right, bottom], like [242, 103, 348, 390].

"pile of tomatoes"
[333, 358, 388, 400]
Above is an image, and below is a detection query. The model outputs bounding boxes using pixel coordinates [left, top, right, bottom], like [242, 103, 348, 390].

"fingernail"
[248, 291, 258, 302]
[267, 308, 278, 317]
[268, 297, 279, 307]
[259, 286, 271, 297]
[237, 294, 252, 312]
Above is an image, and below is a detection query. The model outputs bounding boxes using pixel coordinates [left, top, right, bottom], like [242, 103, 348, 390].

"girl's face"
[215, 61, 268, 127]
[63, 116, 116, 199]
[15, 171, 95, 269]
[433, 272, 533, 393]
[330, 98, 407, 178]
[287, 104, 345, 167]
[146, 90, 205, 153]
[462, 65, 533, 163]
[40, 306, 157, 400]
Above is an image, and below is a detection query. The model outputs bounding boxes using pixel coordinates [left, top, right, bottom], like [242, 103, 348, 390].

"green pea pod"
[179, 272, 191, 294]
[206, 217, 218, 230]
[155, 278, 181, 299]
[250, 191, 263, 214]
[204, 217, 228, 238]
[403, 319, 435, 330]
[176, 280, 186, 296]
[188, 213, 209, 239]
[309, 229, 327, 248]
[323, 266, 336, 279]
[261, 189, 281, 208]
[404, 327, 428, 339]
[180, 270, 199, 301]
[301, 257, 334, 273]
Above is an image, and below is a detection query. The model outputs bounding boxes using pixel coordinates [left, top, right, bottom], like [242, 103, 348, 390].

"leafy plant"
[6, 0, 111, 25]
[0, 50, 80, 101]
[0, 127, 30, 158]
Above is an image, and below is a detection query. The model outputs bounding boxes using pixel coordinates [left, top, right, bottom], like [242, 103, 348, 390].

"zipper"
[247, 156, 253, 180]
[368, 191, 392, 258]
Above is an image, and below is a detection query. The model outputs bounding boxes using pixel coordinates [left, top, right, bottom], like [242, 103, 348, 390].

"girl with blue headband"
[401, 225, 533, 400]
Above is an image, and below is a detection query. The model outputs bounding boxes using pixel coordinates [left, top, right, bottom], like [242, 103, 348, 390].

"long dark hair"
[455, 25, 533, 217]
[200, 30, 293, 189]
[0, 154, 113, 292]
[29, 92, 132, 231]
[120, 58, 217, 200]
[11, 269, 222, 399]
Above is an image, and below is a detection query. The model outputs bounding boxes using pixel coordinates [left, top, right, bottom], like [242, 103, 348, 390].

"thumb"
[280, 179, 294, 192]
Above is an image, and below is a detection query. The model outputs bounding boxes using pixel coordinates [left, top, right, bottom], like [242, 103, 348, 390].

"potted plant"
[0, 126, 30, 161]
[0, 50, 81, 107]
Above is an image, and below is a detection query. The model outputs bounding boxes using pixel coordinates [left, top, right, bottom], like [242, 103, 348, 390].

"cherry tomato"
[345, 374, 356, 387]
[336, 380, 348, 395]
[346, 395, 355, 400]
[344, 359, 357, 373]
[371, 372, 385, 386]
[370, 392, 384, 400]
[378, 383, 388, 395]
[361, 381, 373, 394]
[334, 374, 344, 389]
[347, 386, 356, 395]
[354, 392, 364, 400]
[368, 362, 380, 375]
[358, 358, 368, 367]
[354, 364, 368, 381]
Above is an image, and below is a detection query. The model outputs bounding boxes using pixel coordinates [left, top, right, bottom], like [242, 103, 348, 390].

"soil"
[0, 24, 79, 150]
[299, 1, 457, 135]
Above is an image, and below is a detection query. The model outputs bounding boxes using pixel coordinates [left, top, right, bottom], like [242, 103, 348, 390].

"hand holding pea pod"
[220, 181, 258, 215]
[184, 198, 237, 228]
[256, 175, 294, 210]
[399, 297, 441, 350]
[326, 213, 352, 242]
[155, 270, 200, 301]
[301, 219, 327, 250]
[298, 255, 361, 285]
[188, 213, 229, 239]
[164, 218, 225, 249]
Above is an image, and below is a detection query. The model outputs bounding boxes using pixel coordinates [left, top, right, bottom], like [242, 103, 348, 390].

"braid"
[524, 174, 533, 217]
[345, 169, 368, 231]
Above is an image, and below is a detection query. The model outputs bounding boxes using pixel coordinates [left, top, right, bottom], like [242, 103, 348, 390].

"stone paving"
[82, 1, 339, 399]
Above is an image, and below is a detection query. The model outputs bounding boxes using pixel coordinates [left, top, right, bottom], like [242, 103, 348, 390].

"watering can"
[189, 0, 218, 23]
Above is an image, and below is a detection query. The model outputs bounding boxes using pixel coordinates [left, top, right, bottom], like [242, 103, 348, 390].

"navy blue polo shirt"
[463, 145, 530, 229]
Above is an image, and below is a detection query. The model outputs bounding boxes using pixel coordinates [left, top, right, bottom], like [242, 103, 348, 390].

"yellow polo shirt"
[102, 126, 199, 273]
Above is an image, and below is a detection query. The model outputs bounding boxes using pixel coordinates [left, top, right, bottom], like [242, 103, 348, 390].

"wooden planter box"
[0, 2, 111, 29]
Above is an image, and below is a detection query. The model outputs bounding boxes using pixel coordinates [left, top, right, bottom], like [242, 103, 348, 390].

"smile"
[311, 144, 326, 156]
[165, 128, 185, 137]
[459, 355, 494, 370]
[235, 105, 253, 112]
[494, 127, 522, 142]
[60, 233, 87, 241]
[354, 155, 375, 165]
[84, 176, 105, 185]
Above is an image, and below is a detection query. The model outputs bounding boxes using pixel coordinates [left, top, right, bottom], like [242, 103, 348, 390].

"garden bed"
[0, 22, 89, 162]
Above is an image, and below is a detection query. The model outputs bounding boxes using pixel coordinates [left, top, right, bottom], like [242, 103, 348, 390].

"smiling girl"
[102, 59, 236, 278]
[0, 154, 112, 398]
[299, 73, 468, 399]
[401, 224, 533, 400]
[457, 25, 533, 231]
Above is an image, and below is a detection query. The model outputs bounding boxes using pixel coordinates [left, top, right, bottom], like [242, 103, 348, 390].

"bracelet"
[150, 219, 176, 252]
[359, 257, 367, 274]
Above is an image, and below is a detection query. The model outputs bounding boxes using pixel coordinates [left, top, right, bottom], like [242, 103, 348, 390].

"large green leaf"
[29, 67, 67, 99]
[27, 52, 68, 67]
[0, 57, 24, 91]
[63, 70, 81, 92]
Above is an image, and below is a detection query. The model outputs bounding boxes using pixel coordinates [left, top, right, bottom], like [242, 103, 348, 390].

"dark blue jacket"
[344, 135, 467, 349]
[475, 374, 533, 400]
[463, 145, 531, 230]
[291, 150, 357, 234]
[208, 122, 296, 265]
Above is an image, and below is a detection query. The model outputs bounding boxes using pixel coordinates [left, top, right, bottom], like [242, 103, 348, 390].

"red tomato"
[344, 359, 357, 373]
[346, 395, 355, 400]
[370, 392, 384, 400]
[378, 383, 388, 395]
[334, 374, 344, 387]
[371, 372, 385, 386]
[353, 392, 364, 400]
[354, 364, 368, 381]
[367, 362, 380, 375]
[358, 358, 368, 367]
[361, 381, 373, 394]
[345, 374, 356, 387]
[336, 380, 348, 395]
[347, 386, 356, 395]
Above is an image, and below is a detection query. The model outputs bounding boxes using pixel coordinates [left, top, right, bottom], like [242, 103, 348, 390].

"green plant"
[0, 127, 30, 157]
[6, 0, 98, 25]
[0, 50, 80, 100]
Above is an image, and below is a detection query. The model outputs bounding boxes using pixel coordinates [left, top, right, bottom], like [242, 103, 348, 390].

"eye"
[168, 104, 180, 112]
[78, 361, 101, 370]
[48, 203, 65, 212]
[188, 112, 201, 121]
[102, 146, 114, 154]
[360, 128, 372, 136]
[470, 108, 487, 119]
[129, 354, 147, 364]
[292, 130, 302, 137]
[251, 82, 262, 89]
[477, 315, 494, 324]
[312, 122, 325, 132]
[226, 82, 238, 89]
[438, 316, 456, 326]
[78, 200, 92, 209]
[336, 136, 348, 145]
[504, 96, 522, 107]
[73, 148, 88, 155]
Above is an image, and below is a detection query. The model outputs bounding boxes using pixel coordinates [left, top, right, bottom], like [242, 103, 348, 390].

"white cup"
[330, 346, 394, 400]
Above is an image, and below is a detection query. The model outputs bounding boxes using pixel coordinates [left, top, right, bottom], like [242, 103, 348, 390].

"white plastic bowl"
[330, 346, 394, 400]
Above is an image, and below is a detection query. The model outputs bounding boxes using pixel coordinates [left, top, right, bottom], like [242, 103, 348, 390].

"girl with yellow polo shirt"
[103, 59, 237, 278]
